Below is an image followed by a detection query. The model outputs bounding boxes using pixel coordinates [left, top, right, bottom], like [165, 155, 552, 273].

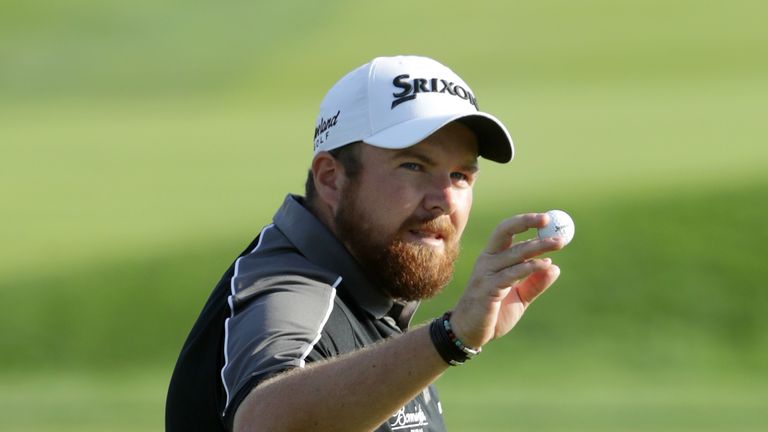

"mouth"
[406, 229, 446, 247]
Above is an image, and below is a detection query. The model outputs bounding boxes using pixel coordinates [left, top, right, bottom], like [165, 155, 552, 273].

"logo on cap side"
[313, 110, 341, 150]
[391, 74, 479, 110]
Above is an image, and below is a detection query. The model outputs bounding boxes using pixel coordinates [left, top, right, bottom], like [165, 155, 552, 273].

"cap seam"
[366, 58, 377, 140]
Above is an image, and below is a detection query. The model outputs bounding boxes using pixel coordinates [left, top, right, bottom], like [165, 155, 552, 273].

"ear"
[311, 152, 346, 213]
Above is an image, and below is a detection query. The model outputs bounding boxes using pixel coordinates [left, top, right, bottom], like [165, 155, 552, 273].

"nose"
[423, 176, 458, 217]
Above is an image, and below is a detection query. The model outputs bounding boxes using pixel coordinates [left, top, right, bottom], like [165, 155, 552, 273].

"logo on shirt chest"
[389, 402, 429, 431]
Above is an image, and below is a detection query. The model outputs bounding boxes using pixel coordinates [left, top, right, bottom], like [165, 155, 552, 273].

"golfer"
[166, 55, 564, 431]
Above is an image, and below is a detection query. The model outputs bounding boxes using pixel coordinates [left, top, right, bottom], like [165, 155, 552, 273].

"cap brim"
[362, 112, 514, 163]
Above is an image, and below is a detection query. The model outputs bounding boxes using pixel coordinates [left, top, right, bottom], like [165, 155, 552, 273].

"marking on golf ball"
[537, 210, 575, 246]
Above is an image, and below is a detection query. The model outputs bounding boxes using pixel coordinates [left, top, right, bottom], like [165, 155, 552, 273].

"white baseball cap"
[313, 55, 514, 163]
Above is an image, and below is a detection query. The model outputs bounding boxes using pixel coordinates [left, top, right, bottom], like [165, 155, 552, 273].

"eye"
[451, 172, 471, 183]
[400, 162, 423, 172]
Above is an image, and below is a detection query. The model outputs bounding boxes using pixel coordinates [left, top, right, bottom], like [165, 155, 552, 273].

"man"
[166, 55, 564, 431]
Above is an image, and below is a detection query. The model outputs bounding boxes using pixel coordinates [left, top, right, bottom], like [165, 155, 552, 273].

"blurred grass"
[1, 0, 767, 430]
[440, 368, 768, 432]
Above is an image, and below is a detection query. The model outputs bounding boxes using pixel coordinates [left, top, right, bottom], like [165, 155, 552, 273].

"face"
[333, 122, 479, 301]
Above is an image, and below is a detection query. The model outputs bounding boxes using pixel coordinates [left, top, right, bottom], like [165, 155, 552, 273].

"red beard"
[334, 186, 460, 301]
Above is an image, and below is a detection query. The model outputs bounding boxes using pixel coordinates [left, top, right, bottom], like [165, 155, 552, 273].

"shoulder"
[231, 224, 342, 304]
[230, 274, 342, 337]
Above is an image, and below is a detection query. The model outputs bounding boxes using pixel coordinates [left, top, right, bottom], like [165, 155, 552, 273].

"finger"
[512, 265, 561, 307]
[490, 258, 553, 289]
[487, 236, 564, 273]
[484, 213, 549, 254]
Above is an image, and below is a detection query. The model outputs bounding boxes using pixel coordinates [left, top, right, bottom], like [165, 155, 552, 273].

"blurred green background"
[1, 0, 766, 430]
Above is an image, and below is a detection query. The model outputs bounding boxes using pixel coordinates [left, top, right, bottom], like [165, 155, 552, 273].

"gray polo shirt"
[166, 194, 446, 431]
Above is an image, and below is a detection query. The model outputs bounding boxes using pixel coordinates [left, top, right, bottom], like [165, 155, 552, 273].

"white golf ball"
[537, 210, 575, 246]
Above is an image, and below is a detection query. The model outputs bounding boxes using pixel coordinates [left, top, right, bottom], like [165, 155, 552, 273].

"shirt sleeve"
[221, 274, 338, 426]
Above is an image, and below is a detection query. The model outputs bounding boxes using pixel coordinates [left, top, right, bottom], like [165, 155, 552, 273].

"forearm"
[233, 324, 449, 432]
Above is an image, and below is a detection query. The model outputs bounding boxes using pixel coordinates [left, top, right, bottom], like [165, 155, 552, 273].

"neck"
[305, 196, 340, 239]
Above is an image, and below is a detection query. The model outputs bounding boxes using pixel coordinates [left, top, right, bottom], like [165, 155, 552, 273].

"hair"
[304, 141, 363, 207]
